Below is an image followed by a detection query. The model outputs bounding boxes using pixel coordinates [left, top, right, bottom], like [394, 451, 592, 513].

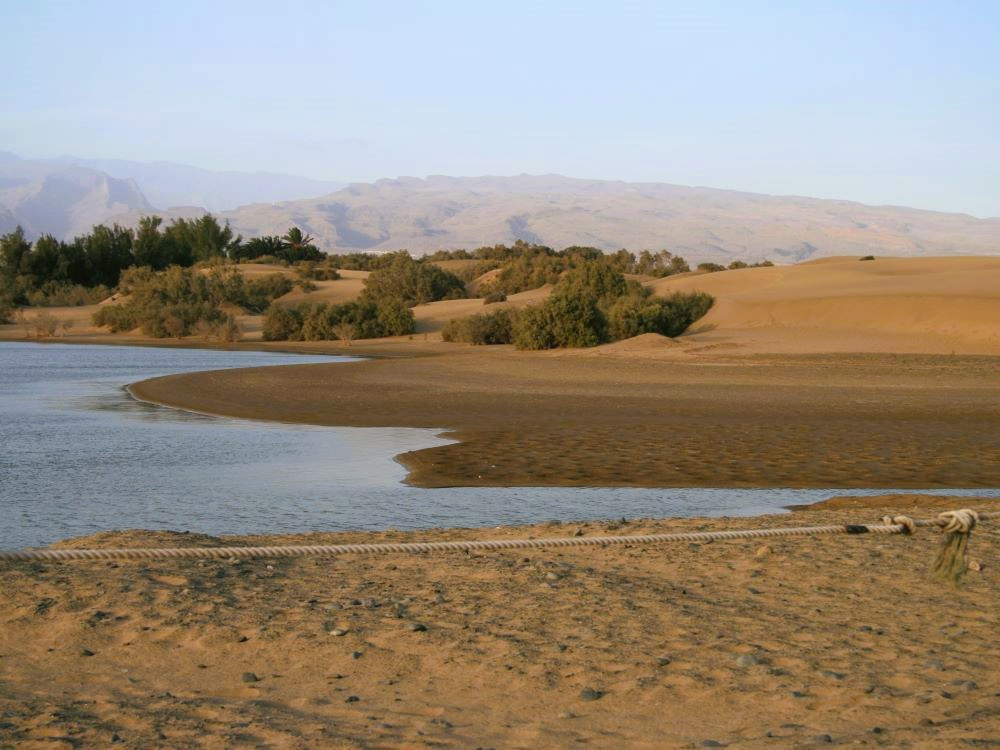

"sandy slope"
[650, 256, 1000, 355]
[1, 496, 998, 748]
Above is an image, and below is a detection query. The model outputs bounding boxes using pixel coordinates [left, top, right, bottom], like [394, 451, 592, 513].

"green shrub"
[483, 290, 507, 304]
[26, 282, 112, 307]
[442, 308, 518, 345]
[606, 291, 714, 339]
[92, 265, 290, 338]
[262, 304, 303, 341]
[361, 251, 465, 306]
[860, 255, 876, 261]
[296, 260, 341, 281]
[697, 262, 726, 273]
[0, 294, 14, 324]
[261, 298, 415, 342]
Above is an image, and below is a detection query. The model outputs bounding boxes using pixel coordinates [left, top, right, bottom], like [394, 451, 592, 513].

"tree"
[281, 227, 322, 262]
[82, 224, 135, 287]
[0, 227, 31, 298]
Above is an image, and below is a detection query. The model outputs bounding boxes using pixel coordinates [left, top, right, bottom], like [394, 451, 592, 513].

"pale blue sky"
[2, 0, 997, 216]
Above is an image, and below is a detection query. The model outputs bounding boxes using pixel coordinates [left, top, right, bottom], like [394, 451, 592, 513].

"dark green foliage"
[280, 227, 323, 262]
[697, 262, 726, 273]
[483, 290, 507, 304]
[0, 215, 284, 308]
[295, 259, 340, 281]
[92, 265, 292, 338]
[261, 304, 302, 341]
[0, 291, 14, 323]
[860, 255, 876, 261]
[606, 291, 715, 339]
[442, 308, 518, 345]
[161, 215, 241, 262]
[491, 251, 566, 295]
[262, 298, 415, 342]
[236, 228, 324, 264]
[26, 283, 111, 307]
[361, 251, 465, 306]
[235, 236, 286, 262]
[327, 252, 381, 271]
[728, 259, 773, 270]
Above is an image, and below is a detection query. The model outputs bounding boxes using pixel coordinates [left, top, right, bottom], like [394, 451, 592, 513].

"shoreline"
[128, 346, 1000, 490]
[3, 497, 998, 748]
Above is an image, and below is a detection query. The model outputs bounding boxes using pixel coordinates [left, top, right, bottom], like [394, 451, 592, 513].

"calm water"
[2, 341, 997, 550]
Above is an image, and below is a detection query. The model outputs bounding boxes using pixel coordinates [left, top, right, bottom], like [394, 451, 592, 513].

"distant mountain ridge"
[0, 152, 343, 240]
[0, 156, 153, 239]
[2, 152, 997, 263]
[117, 173, 1000, 263]
[42, 154, 344, 212]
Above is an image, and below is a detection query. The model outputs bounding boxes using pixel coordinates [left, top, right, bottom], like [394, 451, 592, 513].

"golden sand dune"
[276, 269, 369, 306]
[650, 256, 1000, 354]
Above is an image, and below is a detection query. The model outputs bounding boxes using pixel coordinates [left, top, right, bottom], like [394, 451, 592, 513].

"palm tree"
[282, 227, 315, 252]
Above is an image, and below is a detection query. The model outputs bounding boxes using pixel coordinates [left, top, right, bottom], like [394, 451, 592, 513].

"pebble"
[735, 654, 759, 667]
[811, 734, 833, 743]
[329, 628, 349, 637]
[345, 695, 360, 703]
[80, 648, 95, 657]
[410, 623, 428, 632]
[242, 672, 260, 683]
[579, 687, 604, 701]
[352, 651, 364, 659]
[545, 572, 560, 581]
[657, 656, 672, 666]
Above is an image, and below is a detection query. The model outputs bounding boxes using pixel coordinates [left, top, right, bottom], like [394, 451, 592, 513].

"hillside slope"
[109, 174, 1000, 263]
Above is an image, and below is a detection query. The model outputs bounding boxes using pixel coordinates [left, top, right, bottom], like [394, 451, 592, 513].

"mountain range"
[2, 152, 997, 263]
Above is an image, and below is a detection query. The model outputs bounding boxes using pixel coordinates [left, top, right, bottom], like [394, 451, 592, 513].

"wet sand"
[130, 348, 1000, 489]
[2, 496, 998, 748]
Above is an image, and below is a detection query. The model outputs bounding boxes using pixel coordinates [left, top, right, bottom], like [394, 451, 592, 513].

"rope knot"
[932, 509, 980, 583]
[880, 515, 917, 535]
[937, 509, 979, 534]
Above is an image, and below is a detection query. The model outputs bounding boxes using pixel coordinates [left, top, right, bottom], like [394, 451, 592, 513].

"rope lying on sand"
[1, 509, 991, 582]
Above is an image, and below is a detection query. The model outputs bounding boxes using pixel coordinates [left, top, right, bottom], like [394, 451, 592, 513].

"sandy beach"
[3, 255, 999, 746]
[1, 495, 998, 748]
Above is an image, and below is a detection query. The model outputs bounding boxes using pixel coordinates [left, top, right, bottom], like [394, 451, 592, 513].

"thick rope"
[0, 510, 993, 564]
[932, 509, 981, 583]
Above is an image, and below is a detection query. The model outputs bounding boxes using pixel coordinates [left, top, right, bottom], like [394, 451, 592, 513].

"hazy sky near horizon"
[2, 0, 998, 216]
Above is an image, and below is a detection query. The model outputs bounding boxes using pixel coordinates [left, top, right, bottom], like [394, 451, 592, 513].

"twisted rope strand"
[0, 510, 993, 563]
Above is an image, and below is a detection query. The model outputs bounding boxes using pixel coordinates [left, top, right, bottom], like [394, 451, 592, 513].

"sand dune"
[651, 256, 1000, 355]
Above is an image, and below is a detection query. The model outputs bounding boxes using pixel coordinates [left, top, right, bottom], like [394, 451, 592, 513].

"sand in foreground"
[2, 496, 998, 748]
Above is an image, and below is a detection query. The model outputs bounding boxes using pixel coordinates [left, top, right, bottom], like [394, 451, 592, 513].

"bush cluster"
[0, 219, 320, 308]
[441, 308, 517, 345]
[262, 298, 414, 342]
[443, 261, 714, 350]
[92, 266, 291, 338]
[360, 251, 465, 306]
